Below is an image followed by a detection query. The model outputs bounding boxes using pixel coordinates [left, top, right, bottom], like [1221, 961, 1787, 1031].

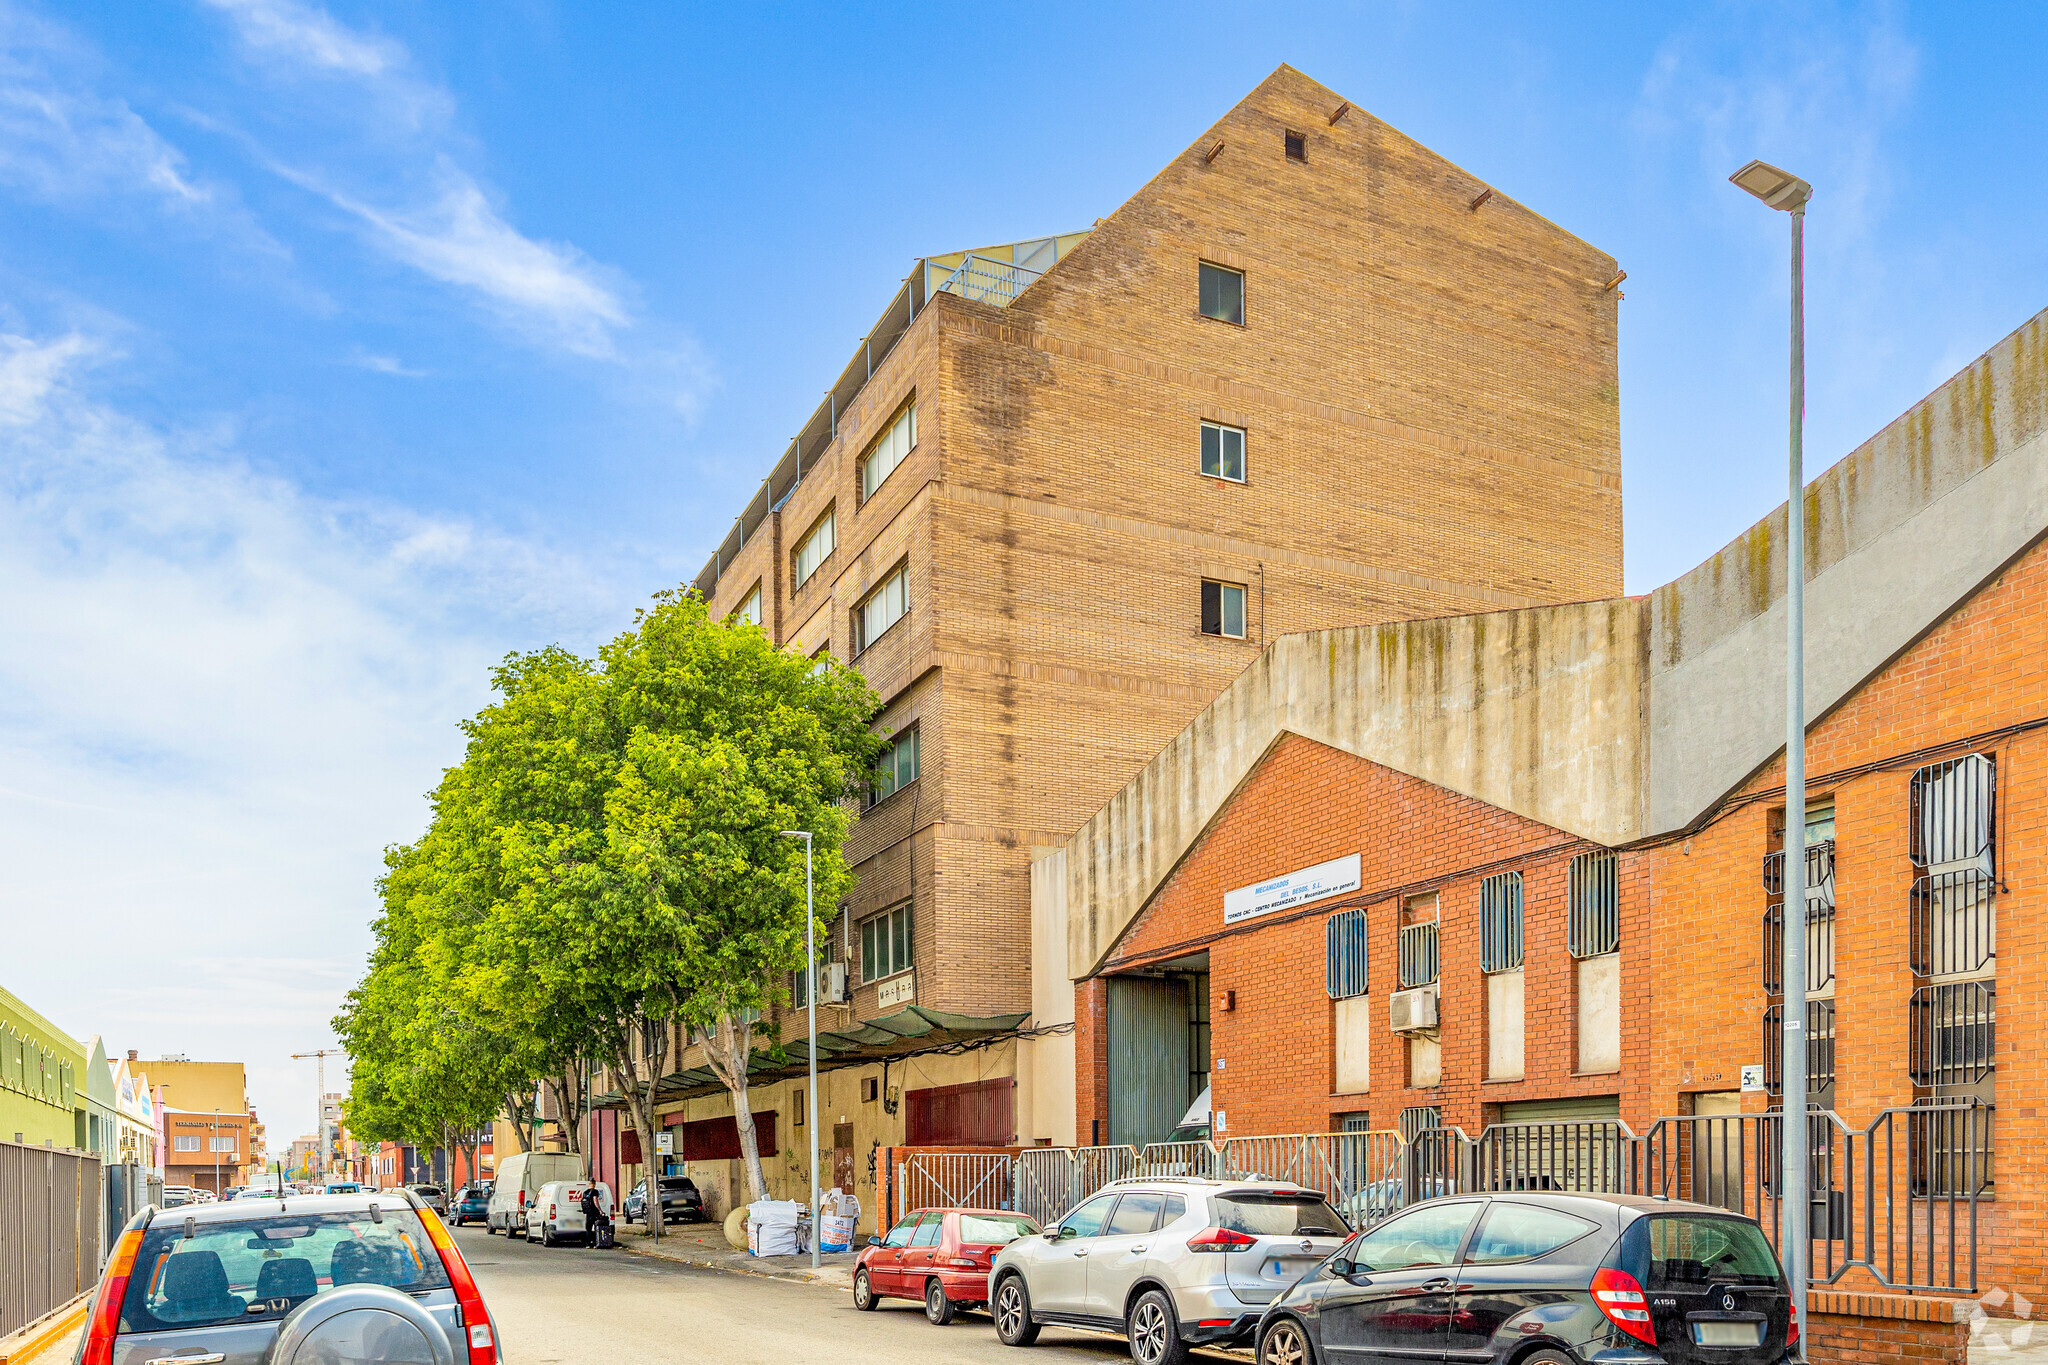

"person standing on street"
[581, 1184, 609, 1248]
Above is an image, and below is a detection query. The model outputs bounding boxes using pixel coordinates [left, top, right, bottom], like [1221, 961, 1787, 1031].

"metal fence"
[1, 1140, 103, 1338]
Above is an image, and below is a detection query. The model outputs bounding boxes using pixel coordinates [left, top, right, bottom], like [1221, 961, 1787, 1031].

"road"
[457, 1224, 1204, 1365]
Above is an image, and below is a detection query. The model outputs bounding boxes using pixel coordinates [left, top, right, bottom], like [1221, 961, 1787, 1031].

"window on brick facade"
[810, 643, 832, 676]
[1398, 893, 1440, 988]
[1200, 422, 1246, 482]
[1567, 851, 1619, 957]
[868, 728, 919, 808]
[861, 902, 912, 983]
[1399, 1105, 1442, 1140]
[1325, 908, 1368, 999]
[860, 401, 917, 502]
[1199, 262, 1244, 325]
[793, 508, 836, 588]
[733, 582, 762, 628]
[1201, 579, 1246, 638]
[1285, 130, 1306, 161]
[211, 1135, 236, 1153]
[174, 1135, 201, 1152]
[1761, 999, 1836, 1104]
[1910, 755, 1996, 978]
[1479, 872, 1523, 973]
[854, 565, 909, 653]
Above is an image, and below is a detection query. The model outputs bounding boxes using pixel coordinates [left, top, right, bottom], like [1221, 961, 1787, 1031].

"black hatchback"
[1254, 1194, 1793, 1365]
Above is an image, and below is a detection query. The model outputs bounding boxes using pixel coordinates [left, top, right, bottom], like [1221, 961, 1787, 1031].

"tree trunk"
[502, 1093, 533, 1153]
[703, 1012, 769, 1206]
[611, 1020, 670, 1243]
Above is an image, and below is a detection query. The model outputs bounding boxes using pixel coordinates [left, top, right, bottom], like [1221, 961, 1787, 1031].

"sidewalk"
[613, 1221, 859, 1289]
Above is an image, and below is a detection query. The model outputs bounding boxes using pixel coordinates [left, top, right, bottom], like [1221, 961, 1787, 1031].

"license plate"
[1691, 1321, 1763, 1347]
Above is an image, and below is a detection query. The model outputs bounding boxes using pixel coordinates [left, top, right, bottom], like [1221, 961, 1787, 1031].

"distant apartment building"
[604, 64, 1625, 1224]
[163, 1108, 250, 1195]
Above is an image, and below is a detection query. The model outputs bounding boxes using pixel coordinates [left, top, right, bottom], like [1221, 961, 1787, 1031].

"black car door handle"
[1420, 1278, 1453, 1291]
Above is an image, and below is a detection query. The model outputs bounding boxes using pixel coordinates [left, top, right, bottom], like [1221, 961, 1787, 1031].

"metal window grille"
[1399, 1105, 1443, 1141]
[1911, 867, 1996, 977]
[1325, 908, 1368, 999]
[1762, 840, 1836, 993]
[1760, 999, 1836, 1097]
[1908, 1098, 1994, 1197]
[1910, 981, 1996, 1087]
[1479, 872, 1523, 973]
[1911, 754, 1995, 870]
[1397, 921, 1439, 988]
[1567, 851, 1619, 958]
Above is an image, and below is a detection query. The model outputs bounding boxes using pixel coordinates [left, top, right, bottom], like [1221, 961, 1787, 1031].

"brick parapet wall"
[1808, 1292, 1973, 1365]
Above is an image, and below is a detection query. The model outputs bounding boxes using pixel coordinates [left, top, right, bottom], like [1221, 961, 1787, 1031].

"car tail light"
[421, 1206, 498, 1363]
[80, 1227, 145, 1365]
[1788, 1299, 1800, 1346]
[945, 1256, 977, 1267]
[1187, 1227, 1259, 1253]
[517, 1190, 527, 1208]
[1590, 1268, 1656, 1345]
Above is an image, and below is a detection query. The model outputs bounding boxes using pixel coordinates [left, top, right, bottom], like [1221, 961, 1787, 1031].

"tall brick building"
[1045, 303, 2048, 1319]
[605, 65, 1625, 1221]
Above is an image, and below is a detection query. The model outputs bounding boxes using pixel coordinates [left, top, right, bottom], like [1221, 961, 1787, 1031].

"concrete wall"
[1065, 598, 1646, 975]
[1017, 847, 1077, 1145]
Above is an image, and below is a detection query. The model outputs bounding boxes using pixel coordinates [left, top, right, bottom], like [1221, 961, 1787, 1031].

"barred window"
[1909, 981, 1995, 1088]
[1325, 908, 1368, 999]
[1761, 999, 1836, 1099]
[1910, 754, 1997, 980]
[1762, 840, 1836, 994]
[1567, 852, 1619, 958]
[1911, 754, 1995, 872]
[1479, 872, 1523, 973]
[1399, 1105, 1443, 1140]
[1397, 893, 1439, 989]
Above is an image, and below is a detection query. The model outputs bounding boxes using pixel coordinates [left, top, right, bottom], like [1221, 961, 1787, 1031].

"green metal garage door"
[1497, 1096, 1621, 1124]
[1107, 977, 1191, 1149]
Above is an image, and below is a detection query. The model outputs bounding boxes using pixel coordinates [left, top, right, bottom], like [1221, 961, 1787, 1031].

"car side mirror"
[867, 1235, 883, 1247]
[1329, 1258, 1352, 1277]
[1047, 1226, 1069, 1241]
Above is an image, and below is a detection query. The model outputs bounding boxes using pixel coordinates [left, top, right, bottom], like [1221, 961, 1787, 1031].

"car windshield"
[120, 1208, 450, 1333]
[1646, 1215, 1782, 1288]
[1214, 1194, 1348, 1237]
[413, 1187, 441, 1197]
[958, 1214, 1039, 1245]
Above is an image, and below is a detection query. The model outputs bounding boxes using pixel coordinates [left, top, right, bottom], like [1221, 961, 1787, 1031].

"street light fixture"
[1730, 155, 1811, 1361]
[779, 829, 821, 1270]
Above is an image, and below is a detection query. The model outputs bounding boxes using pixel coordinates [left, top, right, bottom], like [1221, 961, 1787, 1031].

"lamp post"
[779, 828, 821, 1270]
[1730, 156, 1812, 1358]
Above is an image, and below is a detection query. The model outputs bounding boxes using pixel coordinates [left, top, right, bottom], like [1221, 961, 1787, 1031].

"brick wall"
[1807, 1292, 1973, 1365]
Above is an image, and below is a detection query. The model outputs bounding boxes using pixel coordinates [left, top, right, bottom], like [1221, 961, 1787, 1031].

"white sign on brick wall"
[1224, 854, 1362, 924]
[877, 973, 915, 1010]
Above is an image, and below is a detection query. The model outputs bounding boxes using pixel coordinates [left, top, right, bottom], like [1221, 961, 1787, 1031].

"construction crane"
[290, 1049, 344, 1179]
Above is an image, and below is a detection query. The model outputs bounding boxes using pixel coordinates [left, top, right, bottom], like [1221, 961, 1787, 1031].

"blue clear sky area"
[2, 1, 2042, 1134]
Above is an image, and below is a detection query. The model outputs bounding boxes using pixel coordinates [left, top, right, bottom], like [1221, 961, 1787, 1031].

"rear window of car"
[121, 1208, 449, 1333]
[1644, 1215, 1782, 1288]
[959, 1214, 1039, 1245]
[413, 1187, 442, 1197]
[1213, 1194, 1348, 1236]
[658, 1178, 695, 1191]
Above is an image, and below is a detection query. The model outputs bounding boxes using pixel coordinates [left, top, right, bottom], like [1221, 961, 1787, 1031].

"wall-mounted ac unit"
[1390, 985, 1439, 1033]
[819, 962, 849, 1004]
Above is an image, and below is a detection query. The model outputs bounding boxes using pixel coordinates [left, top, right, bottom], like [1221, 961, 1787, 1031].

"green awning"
[591, 1005, 1031, 1108]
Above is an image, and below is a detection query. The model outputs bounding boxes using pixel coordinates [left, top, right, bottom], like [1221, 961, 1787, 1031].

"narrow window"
[860, 902, 913, 983]
[1398, 893, 1440, 988]
[854, 565, 910, 653]
[793, 508, 836, 587]
[1200, 422, 1246, 482]
[1568, 852, 1620, 958]
[860, 401, 918, 502]
[733, 583, 763, 627]
[1398, 1106, 1442, 1141]
[868, 727, 920, 807]
[1285, 130, 1306, 161]
[809, 644, 832, 676]
[1325, 908, 1369, 999]
[1479, 872, 1524, 973]
[1199, 262, 1244, 325]
[1200, 579, 1246, 638]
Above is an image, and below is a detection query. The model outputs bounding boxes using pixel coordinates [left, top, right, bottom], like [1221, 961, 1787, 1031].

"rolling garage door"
[1107, 977, 1192, 1148]
[1498, 1096, 1621, 1124]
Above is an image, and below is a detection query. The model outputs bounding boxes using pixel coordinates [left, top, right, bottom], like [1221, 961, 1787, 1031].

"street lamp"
[779, 828, 821, 1270]
[1730, 156, 1812, 1358]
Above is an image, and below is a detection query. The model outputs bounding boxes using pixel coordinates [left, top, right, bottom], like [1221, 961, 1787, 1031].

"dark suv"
[623, 1176, 705, 1225]
[1256, 1194, 1791, 1365]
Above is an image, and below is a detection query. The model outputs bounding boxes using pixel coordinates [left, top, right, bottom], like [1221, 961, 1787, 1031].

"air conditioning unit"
[819, 962, 849, 1004]
[1390, 985, 1439, 1033]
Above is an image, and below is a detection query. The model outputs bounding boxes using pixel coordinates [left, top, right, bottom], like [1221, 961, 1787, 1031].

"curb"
[0, 1292, 92, 1365]
[613, 1237, 855, 1289]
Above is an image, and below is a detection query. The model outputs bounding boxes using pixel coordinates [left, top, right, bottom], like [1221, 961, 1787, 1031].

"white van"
[532, 1180, 613, 1246]
[487, 1152, 584, 1237]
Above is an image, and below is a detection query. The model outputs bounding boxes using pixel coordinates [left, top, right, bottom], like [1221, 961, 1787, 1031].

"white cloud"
[346, 349, 426, 377]
[0, 329, 618, 1129]
[201, 0, 634, 358]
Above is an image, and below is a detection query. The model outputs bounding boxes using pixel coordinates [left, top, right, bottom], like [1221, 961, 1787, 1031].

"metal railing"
[1, 1140, 102, 1338]
[892, 1150, 1014, 1221]
[931, 253, 1045, 309]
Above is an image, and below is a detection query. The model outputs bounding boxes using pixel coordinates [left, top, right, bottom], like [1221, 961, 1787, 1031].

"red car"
[853, 1206, 1042, 1324]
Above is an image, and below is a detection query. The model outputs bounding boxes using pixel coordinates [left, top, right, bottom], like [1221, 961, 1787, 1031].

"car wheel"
[1260, 1317, 1313, 1365]
[542, 1224, 555, 1247]
[925, 1278, 957, 1326]
[853, 1268, 879, 1311]
[993, 1274, 1039, 1347]
[1128, 1289, 1187, 1365]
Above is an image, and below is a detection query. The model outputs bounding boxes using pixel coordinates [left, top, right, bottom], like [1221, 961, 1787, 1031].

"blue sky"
[3, 1, 2043, 1135]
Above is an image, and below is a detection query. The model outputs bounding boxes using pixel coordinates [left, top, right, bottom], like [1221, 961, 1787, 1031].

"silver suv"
[990, 1177, 1350, 1365]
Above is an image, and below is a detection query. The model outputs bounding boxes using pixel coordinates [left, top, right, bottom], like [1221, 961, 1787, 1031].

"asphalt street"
[456, 1224, 1204, 1365]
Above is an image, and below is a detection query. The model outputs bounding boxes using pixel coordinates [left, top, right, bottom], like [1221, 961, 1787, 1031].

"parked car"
[75, 1188, 500, 1364]
[991, 1177, 1350, 1364]
[623, 1175, 705, 1226]
[487, 1151, 584, 1237]
[532, 1180, 613, 1246]
[321, 1180, 362, 1194]
[453, 1184, 493, 1225]
[408, 1183, 448, 1213]
[160, 1185, 195, 1208]
[1253, 1194, 1793, 1365]
[855, 1207, 1042, 1324]
[1162, 1087, 1211, 1144]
